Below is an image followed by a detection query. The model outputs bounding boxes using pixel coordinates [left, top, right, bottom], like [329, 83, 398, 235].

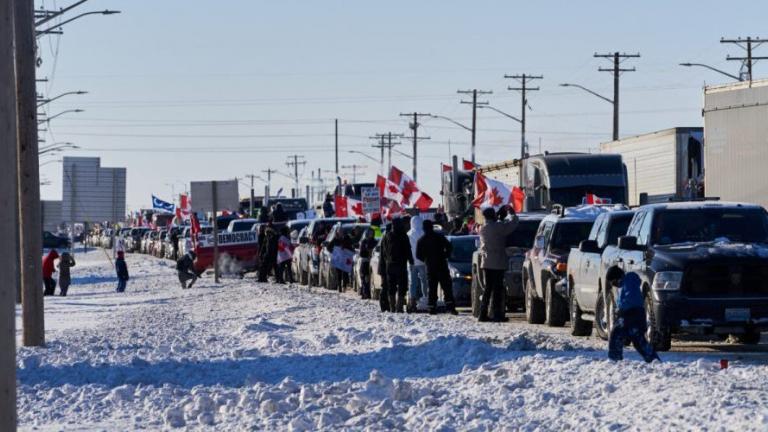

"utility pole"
[370, 133, 403, 176]
[341, 164, 366, 183]
[211, 181, 219, 284]
[286, 155, 306, 197]
[16, 0, 45, 347]
[244, 174, 258, 217]
[721, 37, 768, 82]
[399, 112, 431, 182]
[334, 119, 339, 174]
[505, 74, 542, 170]
[1, 0, 19, 426]
[262, 168, 276, 207]
[458, 89, 492, 164]
[370, 135, 386, 175]
[594, 51, 640, 141]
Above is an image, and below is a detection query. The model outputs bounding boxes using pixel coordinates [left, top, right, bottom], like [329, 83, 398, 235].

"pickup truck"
[566, 210, 635, 338]
[522, 207, 600, 327]
[471, 213, 544, 318]
[601, 202, 768, 350]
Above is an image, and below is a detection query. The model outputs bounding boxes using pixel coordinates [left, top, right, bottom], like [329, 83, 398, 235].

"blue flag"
[152, 195, 175, 212]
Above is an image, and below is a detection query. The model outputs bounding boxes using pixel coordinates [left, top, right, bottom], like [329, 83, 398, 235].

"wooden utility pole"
[399, 112, 431, 182]
[15, 0, 44, 347]
[334, 119, 339, 174]
[595, 52, 639, 141]
[211, 181, 220, 283]
[721, 37, 768, 82]
[458, 89, 491, 164]
[505, 73, 542, 183]
[1, 0, 19, 427]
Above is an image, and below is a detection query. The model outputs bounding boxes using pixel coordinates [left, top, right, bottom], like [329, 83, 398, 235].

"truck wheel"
[570, 290, 593, 336]
[471, 272, 481, 318]
[545, 280, 568, 327]
[733, 329, 762, 345]
[525, 277, 545, 324]
[594, 289, 609, 340]
[645, 290, 672, 351]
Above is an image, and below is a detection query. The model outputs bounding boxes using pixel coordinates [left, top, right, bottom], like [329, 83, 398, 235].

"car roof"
[640, 201, 765, 211]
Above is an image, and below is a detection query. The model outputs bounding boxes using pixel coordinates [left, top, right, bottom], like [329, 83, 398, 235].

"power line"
[721, 36, 768, 81]
[505, 73, 542, 167]
[370, 132, 403, 176]
[399, 112, 431, 182]
[457, 89, 492, 163]
[285, 155, 306, 198]
[594, 51, 640, 141]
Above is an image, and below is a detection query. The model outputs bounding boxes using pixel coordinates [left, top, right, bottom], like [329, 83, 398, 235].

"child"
[608, 272, 660, 363]
[115, 251, 129, 292]
[57, 251, 76, 296]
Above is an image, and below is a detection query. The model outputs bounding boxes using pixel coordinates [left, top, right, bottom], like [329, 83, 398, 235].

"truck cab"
[567, 210, 634, 337]
[601, 202, 768, 350]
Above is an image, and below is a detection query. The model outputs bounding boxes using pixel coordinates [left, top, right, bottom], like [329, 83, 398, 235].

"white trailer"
[600, 127, 703, 206]
[704, 79, 768, 208]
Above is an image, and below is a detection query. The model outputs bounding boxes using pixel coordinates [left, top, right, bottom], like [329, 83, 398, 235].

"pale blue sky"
[37, 0, 767, 211]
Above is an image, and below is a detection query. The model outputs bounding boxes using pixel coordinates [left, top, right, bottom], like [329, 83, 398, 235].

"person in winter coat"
[176, 250, 198, 289]
[358, 228, 377, 299]
[57, 251, 76, 296]
[276, 226, 294, 284]
[332, 233, 355, 292]
[608, 272, 661, 363]
[42, 249, 60, 296]
[258, 225, 279, 282]
[377, 224, 392, 312]
[272, 203, 288, 224]
[416, 219, 457, 315]
[170, 229, 180, 261]
[322, 194, 335, 218]
[381, 218, 414, 312]
[407, 215, 429, 311]
[477, 205, 519, 322]
[115, 251, 129, 292]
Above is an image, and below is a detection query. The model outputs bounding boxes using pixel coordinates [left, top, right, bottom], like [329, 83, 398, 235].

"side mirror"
[617, 236, 643, 251]
[299, 236, 309, 244]
[534, 235, 545, 250]
[579, 239, 600, 254]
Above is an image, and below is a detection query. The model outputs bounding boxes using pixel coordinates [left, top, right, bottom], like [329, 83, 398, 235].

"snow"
[15, 249, 768, 430]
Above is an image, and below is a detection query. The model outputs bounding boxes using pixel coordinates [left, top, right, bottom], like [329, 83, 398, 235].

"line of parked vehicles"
[96, 199, 767, 351]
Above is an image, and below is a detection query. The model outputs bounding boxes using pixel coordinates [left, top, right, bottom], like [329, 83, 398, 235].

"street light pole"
[560, 83, 616, 140]
[679, 63, 742, 81]
[38, 108, 84, 124]
[36, 90, 87, 108]
[36, 10, 121, 37]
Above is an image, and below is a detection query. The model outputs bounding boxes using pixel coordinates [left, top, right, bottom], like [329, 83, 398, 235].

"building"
[41, 200, 63, 232]
[62, 157, 127, 224]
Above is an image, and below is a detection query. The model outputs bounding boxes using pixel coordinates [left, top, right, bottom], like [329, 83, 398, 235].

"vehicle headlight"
[652, 271, 683, 291]
[449, 266, 462, 279]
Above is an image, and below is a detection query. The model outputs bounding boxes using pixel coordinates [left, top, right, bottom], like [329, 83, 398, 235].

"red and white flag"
[376, 175, 404, 203]
[584, 193, 611, 205]
[463, 159, 478, 170]
[472, 172, 524, 212]
[388, 166, 433, 210]
[335, 195, 365, 218]
[442, 163, 452, 173]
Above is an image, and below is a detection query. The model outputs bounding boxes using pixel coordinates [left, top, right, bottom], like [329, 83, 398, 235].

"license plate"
[725, 308, 750, 322]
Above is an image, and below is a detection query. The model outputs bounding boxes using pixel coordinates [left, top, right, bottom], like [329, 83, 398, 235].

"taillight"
[555, 262, 567, 273]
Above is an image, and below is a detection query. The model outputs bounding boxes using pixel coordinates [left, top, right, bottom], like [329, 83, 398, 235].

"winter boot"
[395, 295, 406, 313]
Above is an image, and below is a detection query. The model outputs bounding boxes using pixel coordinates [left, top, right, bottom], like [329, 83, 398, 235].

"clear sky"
[37, 0, 768, 211]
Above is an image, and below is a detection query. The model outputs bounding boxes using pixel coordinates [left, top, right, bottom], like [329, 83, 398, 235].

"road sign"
[361, 187, 381, 214]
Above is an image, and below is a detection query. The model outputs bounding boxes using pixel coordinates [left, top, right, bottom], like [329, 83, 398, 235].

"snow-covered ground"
[15, 250, 768, 431]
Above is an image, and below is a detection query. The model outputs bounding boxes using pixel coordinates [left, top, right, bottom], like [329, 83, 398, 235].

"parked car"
[601, 201, 768, 350]
[471, 212, 545, 317]
[154, 229, 168, 258]
[43, 231, 70, 249]
[292, 226, 310, 280]
[567, 210, 635, 338]
[163, 227, 182, 259]
[296, 217, 356, 286]
[522, 206, 604, 327]
[127, 227, 150, 252]
[319, 223, 370, 289]
[444, 235, 478, 307]
[227, 218, 258, 233]
[287, 219, 311, 245]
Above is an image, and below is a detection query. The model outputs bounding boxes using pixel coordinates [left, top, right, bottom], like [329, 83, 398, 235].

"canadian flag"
[335, 195, 365, 218]
[388, 166, 433, 210]
[472, 172, 524, 212]
[381, 200, 403, 220]
[463, 159, 478, 170]
[584, 193, 611, 205]
[190, 213, 202, 248]
[442, 163, 452, 173]
[376, 175, 404, 203]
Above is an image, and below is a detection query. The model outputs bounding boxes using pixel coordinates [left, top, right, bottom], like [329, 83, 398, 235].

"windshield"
[505, 220, 541, 248]
[450, 237, 478, 263]
[653, 208, 768, 245]
[231, 221, 256, 232]
[551, 222, 594, 251]
[607, 216, 633, 246]
[341, 225, 370, 243]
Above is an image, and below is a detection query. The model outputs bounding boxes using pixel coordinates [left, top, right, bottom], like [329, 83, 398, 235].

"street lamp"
[39, 143, 79, 155]
[36, 91, 87, 108]
[679, 63, 742, 81]
[36, 10, 121, 37]
[559, 83, 617, 140]
[428, 114, 472, 131]
[392, 148, 413, 160]
[37, 108, 84, 124]
[347, 150, 380, 163]
[478, 105, 521, 123]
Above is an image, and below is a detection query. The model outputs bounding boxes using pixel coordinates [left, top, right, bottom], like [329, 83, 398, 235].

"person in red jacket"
[42, 249, 60, 296]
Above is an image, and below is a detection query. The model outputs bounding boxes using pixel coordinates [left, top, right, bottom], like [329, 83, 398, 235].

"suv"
[567, 210, 635, 338]
[471, 213, 544, 317]
[522, 207, 602, 327]
[296, 217, 356, 286]
[601, 202, 768, 350]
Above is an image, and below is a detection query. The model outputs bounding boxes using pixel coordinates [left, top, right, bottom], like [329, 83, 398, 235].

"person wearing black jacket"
[416, 219, 457, 315]
[115, 251, 129, 292]
[322, 194, 335, 218]
[170, 229, 180, 260]
[381, 218, 413, 312]
[176, 250, 198, 289]
[271, 203, 287, 223]
[258, 224, 279, 282]
[377, 224, 392, 312]
[358, 229, 377, 299]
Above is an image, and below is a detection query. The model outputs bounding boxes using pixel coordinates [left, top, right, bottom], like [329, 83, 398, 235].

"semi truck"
[704, 79, 768, 209]
[600, 127, 704, 206]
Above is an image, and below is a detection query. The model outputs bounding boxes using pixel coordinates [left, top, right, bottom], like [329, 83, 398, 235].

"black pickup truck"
[601, 202, 768, 350]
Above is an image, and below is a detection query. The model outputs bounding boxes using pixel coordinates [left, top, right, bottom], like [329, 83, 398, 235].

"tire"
[525, 276, 545, 324]
[733, 329, 762, 345]
[594, 287, 610, 340]
[645, 290, 672, 351]
[545, 279, 568, 327]
[471, 271, 482, 318]
[570, 287, 593, 337]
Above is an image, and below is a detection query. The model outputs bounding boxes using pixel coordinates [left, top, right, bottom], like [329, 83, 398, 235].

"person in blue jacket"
[115, 251, 129, 293]
[608, 272, 660, 362]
